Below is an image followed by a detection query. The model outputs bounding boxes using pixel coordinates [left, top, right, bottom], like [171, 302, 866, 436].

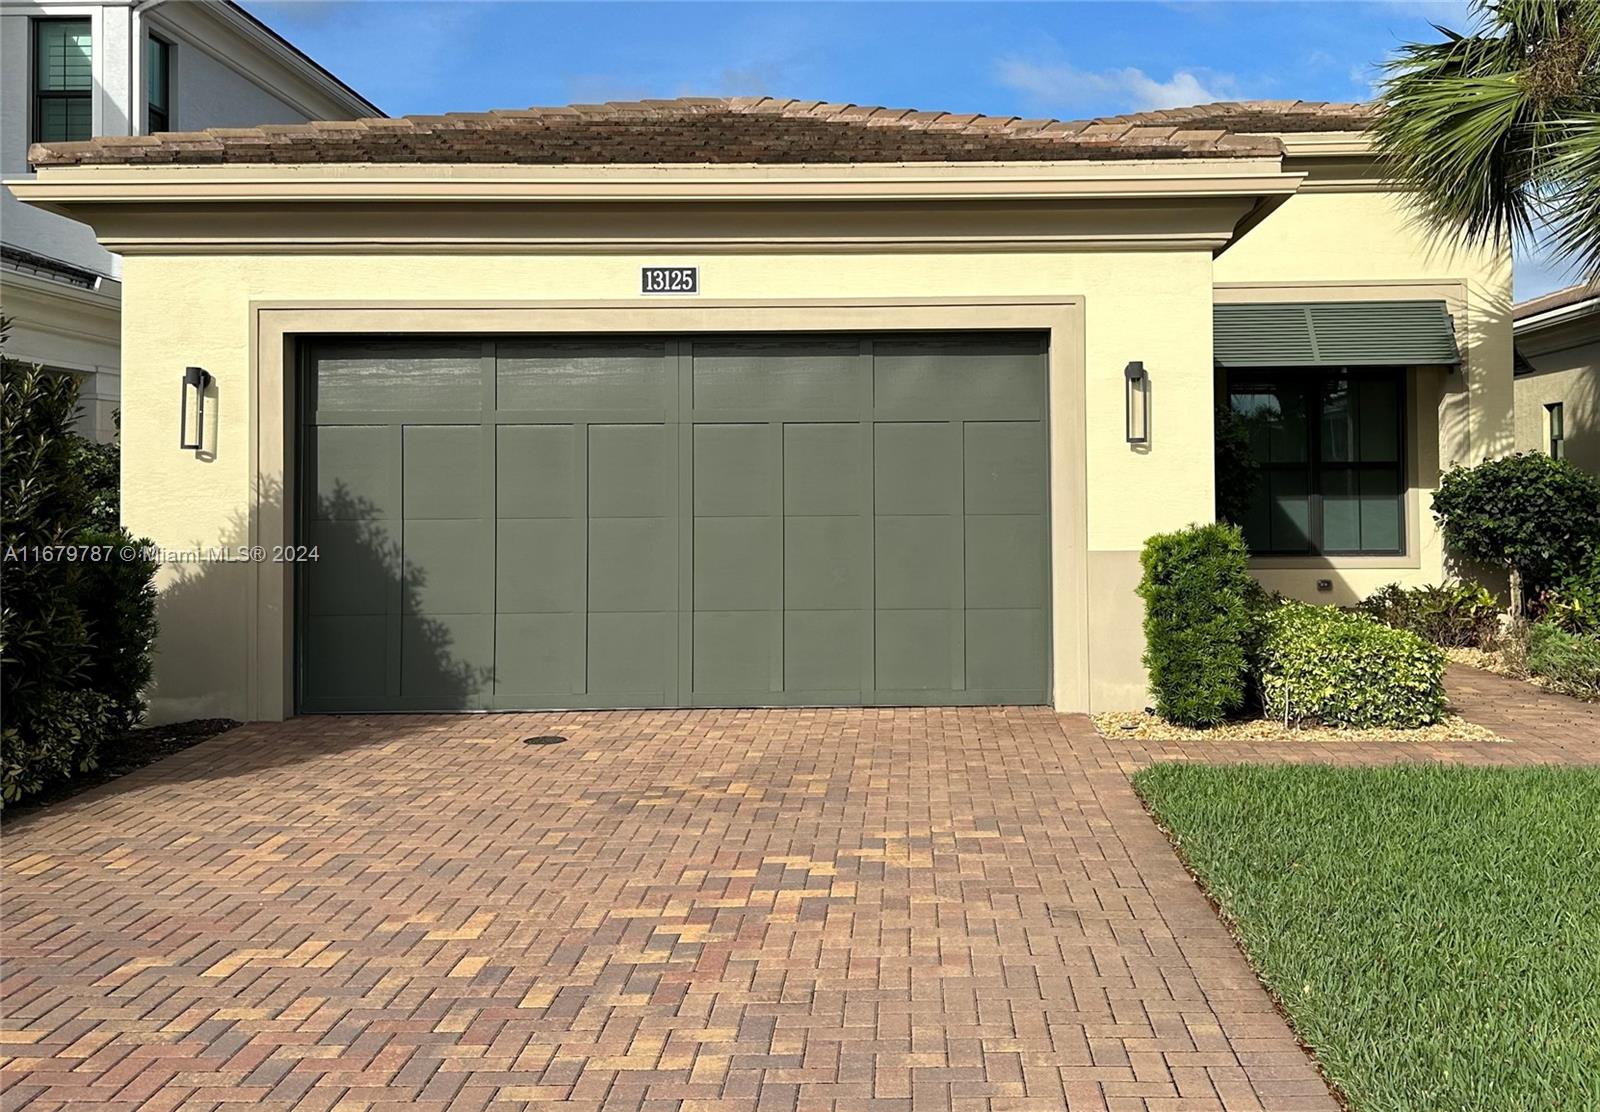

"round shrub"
[1432, 453, 1600, 601]
[1138, 523, 1254, 726]
[1259, 602, 1447, 728]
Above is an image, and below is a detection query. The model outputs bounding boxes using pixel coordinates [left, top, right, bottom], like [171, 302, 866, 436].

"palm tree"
[1371, 0, 1600, 281]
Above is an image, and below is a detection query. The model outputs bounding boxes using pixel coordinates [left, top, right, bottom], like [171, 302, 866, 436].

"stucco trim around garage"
[245, 297, 1089, 721]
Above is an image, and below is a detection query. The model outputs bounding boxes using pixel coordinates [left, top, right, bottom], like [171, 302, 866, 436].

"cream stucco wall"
[1214, 184, 1514, 607]
[1514, 315, 1599, 476]
[39, 152, 1515, 723]
[119, 249, 1215, 722]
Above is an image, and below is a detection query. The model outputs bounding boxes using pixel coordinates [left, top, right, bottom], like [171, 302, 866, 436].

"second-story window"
[34, 19, 93, 143]
[147, 35, 171, 133]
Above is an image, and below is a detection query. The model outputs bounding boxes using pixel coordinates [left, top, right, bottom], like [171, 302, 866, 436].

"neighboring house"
[0, 0, 378, 439]
[1512, 281, 1598, 475]
[10, 97, 1513, 722]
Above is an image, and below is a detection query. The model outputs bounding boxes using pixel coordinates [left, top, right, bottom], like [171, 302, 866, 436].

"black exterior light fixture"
[1124, 361, 1150, 445]
[180, 366, 212, 453]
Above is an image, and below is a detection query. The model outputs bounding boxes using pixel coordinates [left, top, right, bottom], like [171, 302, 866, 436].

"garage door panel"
[401, 613, 492, 703]
[312, 426, 396, 520]
[693, 611, 779, 695]
[311, 340, 484, 414]
[965, 516, 1047, 609]
[588, 612, 674, 698]
[403, 519, 492, 616]
[784, 424, 862, 515]
[875, 422, 959, 514]
[497, 339, 670, 411]
[964, 422, 1046, 514]
[966, 610, 1047, 692]
[875, 516, 960, 609]
[403, 425, 485, 519]
[874, 335, 1045, 414]
[589, 424, 673, 516]
[693, 424, 773, 516]
[691, 338, 859, 411]
[785, 516, 867, 610]
[588, 518, 675, 612]
[875, 609, 959, 691]
[497, 425, 578, 518]
[497, 519, 584, 612]
[303, 615, 388, 699]
[495, 613, 584, 696]
[784, 610, 863, 693]
[306, 520, 393, 615]
[694, 517, 780, 611]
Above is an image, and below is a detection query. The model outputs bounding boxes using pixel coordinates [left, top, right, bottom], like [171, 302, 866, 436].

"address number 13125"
[641, 266, 699, 295]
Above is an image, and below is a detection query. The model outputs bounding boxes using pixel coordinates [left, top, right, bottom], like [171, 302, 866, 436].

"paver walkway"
[1, 666, 1593, 1112]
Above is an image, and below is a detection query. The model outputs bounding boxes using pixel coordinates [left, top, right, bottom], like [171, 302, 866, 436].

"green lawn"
[1133, 763, 1600, 1112]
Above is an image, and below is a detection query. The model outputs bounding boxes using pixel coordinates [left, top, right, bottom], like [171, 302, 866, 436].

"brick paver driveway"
[2, 708, 1338, 1112]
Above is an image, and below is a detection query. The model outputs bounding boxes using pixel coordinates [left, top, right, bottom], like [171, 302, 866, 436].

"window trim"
[146, 32, 171, 134]
[31, 17, 94, 147]
[1225, 366, 1409, 559]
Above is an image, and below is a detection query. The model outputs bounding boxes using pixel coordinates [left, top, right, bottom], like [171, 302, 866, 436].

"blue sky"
[244, 0, 1574, 298]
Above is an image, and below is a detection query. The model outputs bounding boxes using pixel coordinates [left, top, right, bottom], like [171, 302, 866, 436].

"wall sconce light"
[1125, 361, 1149, 445]
[180, 366, 212, 453]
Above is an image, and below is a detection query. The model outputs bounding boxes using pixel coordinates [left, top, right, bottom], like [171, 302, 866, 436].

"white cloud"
[996, 58, 1242, 114]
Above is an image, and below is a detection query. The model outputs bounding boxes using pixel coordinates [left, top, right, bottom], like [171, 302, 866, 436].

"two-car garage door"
[298, 333, 1049, 712]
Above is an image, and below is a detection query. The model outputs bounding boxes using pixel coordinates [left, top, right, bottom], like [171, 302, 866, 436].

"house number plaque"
[641, 266, 698, 295]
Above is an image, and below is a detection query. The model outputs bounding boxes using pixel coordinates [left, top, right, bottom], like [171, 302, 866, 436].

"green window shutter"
[1215, 300, 1460, 368]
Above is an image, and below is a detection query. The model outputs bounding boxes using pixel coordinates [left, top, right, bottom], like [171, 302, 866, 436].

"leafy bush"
[1359, 581, 1501, 648]
[1526, 623, 1600, 702]
[2, 348, 103, 803]
[68, 430, 120, 532]
[1138, 523, 1254, 726]
[0, 322, 156, 807]
[1432, 453, 1600, 609]
[76, 528, 159, 731]
[1258, 602, 1447, 728]
[1537, 549, 1600, 636]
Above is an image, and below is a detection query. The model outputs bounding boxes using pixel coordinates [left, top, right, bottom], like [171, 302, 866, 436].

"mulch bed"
[3, 718, 240, 819]
[1095, 710, 1502, 744]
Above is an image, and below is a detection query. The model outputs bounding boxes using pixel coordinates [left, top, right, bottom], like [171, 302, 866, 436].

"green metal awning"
[1214, 300, 1460, 368]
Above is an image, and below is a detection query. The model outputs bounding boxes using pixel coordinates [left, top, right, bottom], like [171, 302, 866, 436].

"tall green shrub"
[0, 322, 156, 806]
[1432, 453, 1600, 614]
[76, 528, 159, 731]
[1, 345, 109, 802]
[1137, 523, 1254, 726]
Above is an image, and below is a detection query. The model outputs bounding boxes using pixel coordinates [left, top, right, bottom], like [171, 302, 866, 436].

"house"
[0, 0, 378, 440]
[8, 97, 1513, 721]
[1512, 281, 1598, 474]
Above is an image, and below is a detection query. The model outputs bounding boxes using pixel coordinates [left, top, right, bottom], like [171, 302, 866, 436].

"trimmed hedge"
[1137, 523, 1254, 726]
[1258, 602, 1447, 728]
[1527, 623, 1600, 702]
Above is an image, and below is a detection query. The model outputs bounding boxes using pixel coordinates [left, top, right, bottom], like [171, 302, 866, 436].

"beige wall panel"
[121, 248, 1216, 721]
[1216, 188, 1513, 603]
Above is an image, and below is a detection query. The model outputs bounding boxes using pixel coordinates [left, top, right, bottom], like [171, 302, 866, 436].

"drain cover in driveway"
[522, 735, 567, 746]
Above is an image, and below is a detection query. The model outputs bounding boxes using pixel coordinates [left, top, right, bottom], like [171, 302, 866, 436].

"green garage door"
[298, 333, 1048, 712]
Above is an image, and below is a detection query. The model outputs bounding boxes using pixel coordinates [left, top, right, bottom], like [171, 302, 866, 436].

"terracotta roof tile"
[28, 95, 1294, 168]
[1090, 99, 1374, 133]
[1513, 280, 1600, 321]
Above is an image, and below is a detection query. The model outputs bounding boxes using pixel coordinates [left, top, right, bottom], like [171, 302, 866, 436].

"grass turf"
[1133, 762, 1600, 1112]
